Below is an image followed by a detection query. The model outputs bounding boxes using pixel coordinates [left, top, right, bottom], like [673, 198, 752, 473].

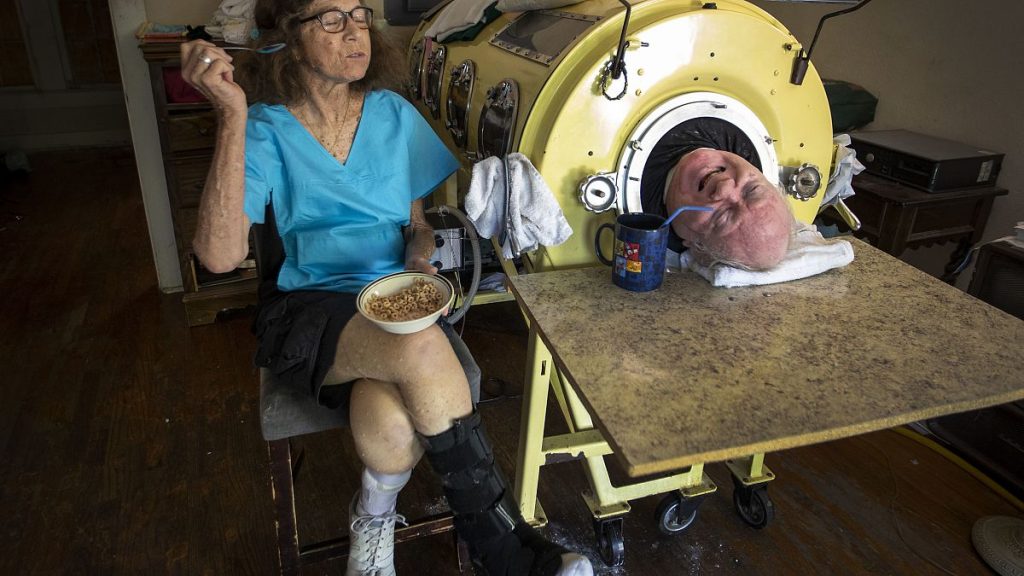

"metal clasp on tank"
[781, 163, 821, 201]
[579, 172, 619, 213]
[446, 60, 476, 149]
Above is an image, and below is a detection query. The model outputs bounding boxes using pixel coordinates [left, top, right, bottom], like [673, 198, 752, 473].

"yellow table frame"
[474, 235, 779, 564]
[512, 323, 775, 542]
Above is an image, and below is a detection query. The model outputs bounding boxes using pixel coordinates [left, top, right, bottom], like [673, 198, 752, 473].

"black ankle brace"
[420, 411, 573, 576]
[420, 410, 508, 512]
[454, 490, 520, 543]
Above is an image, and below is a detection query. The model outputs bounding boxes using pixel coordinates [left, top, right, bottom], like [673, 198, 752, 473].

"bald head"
[665, 149, 793, 270]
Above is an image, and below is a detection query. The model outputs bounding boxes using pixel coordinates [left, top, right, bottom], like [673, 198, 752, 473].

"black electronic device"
[430, 226, 465, 272]
[425, 212, 498, 273]
[850, 129, 1003, 192]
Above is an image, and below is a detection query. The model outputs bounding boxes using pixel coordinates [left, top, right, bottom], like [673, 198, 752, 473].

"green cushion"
[823, 79, 878, 133]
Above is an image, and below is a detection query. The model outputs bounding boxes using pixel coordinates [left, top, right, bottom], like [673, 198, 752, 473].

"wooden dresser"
[844, 172, 1008, 283]
[140, 42, 257, 326]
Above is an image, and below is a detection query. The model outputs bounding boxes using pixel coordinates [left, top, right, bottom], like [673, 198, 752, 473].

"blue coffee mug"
[595, 213, 669, 292]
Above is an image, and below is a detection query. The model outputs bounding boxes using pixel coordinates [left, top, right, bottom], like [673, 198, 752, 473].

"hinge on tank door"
[579, 172, 619, 213]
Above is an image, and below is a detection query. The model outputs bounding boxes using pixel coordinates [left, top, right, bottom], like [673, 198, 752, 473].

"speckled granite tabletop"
[508, 239, 1024, 477]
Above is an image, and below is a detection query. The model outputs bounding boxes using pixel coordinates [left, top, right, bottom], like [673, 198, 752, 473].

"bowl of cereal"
[357, 272, 456, 334]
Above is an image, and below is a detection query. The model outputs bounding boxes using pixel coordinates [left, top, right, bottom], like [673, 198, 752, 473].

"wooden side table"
[839, 172, 1008, 283]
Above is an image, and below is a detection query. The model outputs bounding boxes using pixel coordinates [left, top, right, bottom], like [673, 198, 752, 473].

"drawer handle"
[198, 127, 211, 136]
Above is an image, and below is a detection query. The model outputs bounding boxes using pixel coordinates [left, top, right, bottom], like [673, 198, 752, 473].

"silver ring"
[201, 55, 213, 65]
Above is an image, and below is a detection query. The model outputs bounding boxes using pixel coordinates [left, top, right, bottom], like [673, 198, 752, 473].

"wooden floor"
[0, 148, 1017, 575]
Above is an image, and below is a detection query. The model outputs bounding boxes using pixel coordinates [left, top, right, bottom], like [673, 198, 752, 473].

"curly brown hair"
[235, 0, 407, 106]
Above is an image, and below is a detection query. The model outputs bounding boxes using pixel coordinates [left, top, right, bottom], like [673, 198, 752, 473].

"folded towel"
[423, 0, 497, 42]
[675, 224, 854, 287]
[465, 154, 573, 259]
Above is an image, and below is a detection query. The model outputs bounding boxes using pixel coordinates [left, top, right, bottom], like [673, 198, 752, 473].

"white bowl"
[357, 272, 455, 335]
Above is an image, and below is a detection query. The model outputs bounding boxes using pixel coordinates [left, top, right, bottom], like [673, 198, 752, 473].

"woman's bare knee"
[396, 326, 470, 389]
[331, 317, 459, 382]
[334, 321, 472, 434]
[349, 380, 422, 473]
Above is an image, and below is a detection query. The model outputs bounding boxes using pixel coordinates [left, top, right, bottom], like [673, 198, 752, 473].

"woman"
[180, 1, 592, 575]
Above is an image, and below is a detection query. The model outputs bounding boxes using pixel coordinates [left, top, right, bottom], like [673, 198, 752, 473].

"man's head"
[665, 148, 793, 270]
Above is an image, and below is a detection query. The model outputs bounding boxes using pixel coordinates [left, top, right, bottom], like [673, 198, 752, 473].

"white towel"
[208, 0, 255, 44]
[465, 154, 573, 259]
[423, 0, 496, 42]
[675, 224, 854, 287]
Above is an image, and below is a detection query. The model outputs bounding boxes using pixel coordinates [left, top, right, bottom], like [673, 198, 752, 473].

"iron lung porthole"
[424, 45, 446, 120]
[611, 93, 780, 215]
[446, 60, 476, 149]
[637, 117, 761, 214]
[478, 79, 519, 159]
[407, 38, 425, 101]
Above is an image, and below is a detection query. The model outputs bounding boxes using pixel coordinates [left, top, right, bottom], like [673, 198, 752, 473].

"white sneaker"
[345, 496, 407, 576]
[557, 553, 593, 576]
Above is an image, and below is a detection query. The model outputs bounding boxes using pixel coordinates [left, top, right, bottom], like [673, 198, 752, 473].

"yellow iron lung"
[408, 0, 833, 271]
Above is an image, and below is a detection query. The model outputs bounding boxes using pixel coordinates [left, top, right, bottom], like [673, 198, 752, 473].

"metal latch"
[579, 172, 619, 213]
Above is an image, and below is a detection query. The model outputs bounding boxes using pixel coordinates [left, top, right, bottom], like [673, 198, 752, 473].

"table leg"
[513, 325, 551, 525]
[876, 204, 914, 257]
[724, 455, 776, 529]
[941, 237, 972, 284]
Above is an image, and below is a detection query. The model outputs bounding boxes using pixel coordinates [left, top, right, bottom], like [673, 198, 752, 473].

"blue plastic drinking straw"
[661, 205, 714, 228]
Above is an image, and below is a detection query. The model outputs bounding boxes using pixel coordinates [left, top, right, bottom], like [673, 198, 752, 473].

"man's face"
[666, 149, 792, 270]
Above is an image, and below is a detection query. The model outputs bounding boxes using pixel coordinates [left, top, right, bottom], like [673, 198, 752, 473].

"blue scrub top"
[244, 90, 458, 293]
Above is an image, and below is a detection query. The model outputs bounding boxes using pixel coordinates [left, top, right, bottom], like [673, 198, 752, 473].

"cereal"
[365, 279, 445, 322]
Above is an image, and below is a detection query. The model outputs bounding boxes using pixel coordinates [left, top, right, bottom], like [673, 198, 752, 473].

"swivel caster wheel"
[732, 480, 774, 529]
[592, 516, 625, 567]
[655, 493, 701, 536]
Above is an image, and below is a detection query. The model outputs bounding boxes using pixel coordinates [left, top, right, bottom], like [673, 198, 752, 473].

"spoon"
[661, 205, 714, 228]
[222, 43, 287, 54]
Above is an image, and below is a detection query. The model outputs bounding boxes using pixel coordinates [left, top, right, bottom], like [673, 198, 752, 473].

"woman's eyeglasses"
[299, 7, 373, 33]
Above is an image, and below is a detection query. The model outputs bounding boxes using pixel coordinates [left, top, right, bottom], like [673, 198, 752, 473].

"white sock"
[358, 468, 412, 516]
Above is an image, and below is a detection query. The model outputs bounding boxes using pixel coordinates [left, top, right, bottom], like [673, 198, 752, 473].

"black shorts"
[252, 290, 481, 416]
[253, 290, 359, 406]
